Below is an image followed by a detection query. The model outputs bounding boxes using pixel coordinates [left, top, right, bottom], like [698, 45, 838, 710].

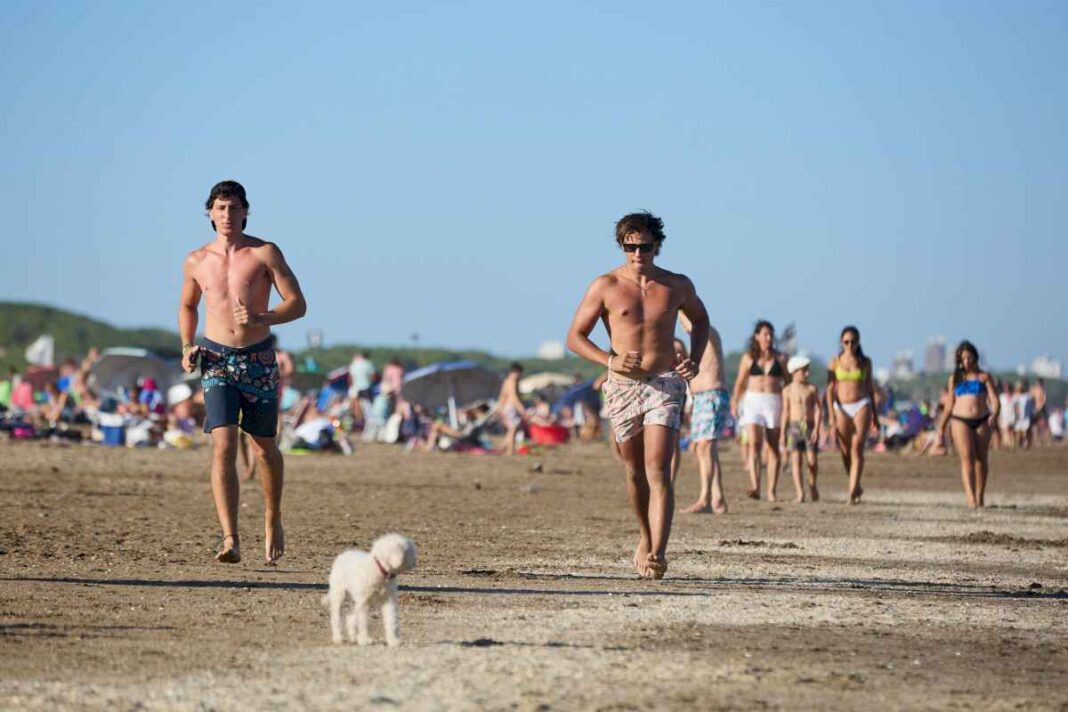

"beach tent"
[89, 348, 184, 400]
[402, 361, 501, 428]
[519, 372, 573, 395]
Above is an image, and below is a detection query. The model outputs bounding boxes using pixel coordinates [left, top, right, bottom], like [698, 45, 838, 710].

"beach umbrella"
[519, 372, 573, 395]
[402, 361, 501, 428]
[89, 348, 183, 400]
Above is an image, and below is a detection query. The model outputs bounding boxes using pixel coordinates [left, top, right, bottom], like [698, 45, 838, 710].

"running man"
[678, 312, 729, 514]
[179, 180, 307, 564]
[567, 211, 709, 579]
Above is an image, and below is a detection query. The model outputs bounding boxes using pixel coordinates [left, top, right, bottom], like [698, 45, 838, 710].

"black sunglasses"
[622, 242, 656, 254]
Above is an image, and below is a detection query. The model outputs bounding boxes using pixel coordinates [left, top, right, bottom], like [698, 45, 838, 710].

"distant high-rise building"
[1031, 355, 1062, 379]
[924, 336, 946, 374]
[891, 350, 915, 381]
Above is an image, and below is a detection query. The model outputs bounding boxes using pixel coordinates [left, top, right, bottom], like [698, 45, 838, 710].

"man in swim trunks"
[492, 363, 526, 455]
[566, 211, 709, 579]
[678, 312, 729, 514]
[178, 180, 307, 564]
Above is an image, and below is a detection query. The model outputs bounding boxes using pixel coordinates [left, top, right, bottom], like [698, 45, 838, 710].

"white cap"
[787, 355, 811, 374]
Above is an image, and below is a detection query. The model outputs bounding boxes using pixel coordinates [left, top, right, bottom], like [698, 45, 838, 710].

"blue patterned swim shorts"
[691, 388, 730, 441]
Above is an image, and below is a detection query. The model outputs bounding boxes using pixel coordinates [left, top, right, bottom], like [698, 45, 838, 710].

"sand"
[1, 438, 1066, 710]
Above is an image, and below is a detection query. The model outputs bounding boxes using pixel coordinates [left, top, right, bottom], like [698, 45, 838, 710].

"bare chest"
[605, 282, 678, 327]
[195, 252, 269, 304]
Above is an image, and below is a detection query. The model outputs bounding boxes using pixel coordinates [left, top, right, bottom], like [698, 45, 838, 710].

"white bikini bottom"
[835, 397, 871, 419]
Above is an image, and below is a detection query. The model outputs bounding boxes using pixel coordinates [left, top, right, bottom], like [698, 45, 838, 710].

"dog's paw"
[386, 638, 400, 648]
[331, 635, 344, 644]
[356, 636, 372, 646]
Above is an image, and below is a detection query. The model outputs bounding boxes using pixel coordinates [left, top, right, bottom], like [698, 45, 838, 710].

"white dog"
[324, 533, 418, 647]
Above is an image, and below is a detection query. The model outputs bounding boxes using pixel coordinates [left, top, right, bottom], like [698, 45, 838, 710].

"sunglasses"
[622, 242, 656, 254]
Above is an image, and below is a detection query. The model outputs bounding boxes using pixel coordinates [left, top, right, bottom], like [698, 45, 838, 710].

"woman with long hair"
[827, 326, 877, 504]
[937, 341, 999, 508]
[731, 321, 788, 500]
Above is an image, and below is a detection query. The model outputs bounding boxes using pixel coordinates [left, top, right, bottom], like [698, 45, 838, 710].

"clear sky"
[2, 1, 1065, 371]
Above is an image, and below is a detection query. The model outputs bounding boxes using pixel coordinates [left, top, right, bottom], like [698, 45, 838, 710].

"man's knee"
[249, 435, 281, 459]
[212, 428, 239, 456]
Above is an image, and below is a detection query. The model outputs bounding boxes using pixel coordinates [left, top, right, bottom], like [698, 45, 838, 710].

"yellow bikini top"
[833, 359, 865, 382]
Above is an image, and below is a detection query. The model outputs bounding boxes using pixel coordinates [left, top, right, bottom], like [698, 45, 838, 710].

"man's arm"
[566, 278, 612, 369]
[244, 243, 307, 326]
[178, 254, 202, 373]
[678, 277, 709, 369]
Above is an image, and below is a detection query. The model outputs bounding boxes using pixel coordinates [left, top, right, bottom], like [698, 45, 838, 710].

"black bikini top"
[749, 356, 784, 378]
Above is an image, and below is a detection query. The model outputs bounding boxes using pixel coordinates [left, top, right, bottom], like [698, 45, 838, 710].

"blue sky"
[1, 1, 1065, 370]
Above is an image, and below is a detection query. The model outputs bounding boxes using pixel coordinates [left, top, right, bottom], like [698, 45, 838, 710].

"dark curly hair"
[748, 320, 775, 362]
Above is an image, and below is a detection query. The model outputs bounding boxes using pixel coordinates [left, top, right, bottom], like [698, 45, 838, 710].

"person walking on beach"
[567, 211, 708, 579]
[731, 321, 788, 501]
[779, 355, 823, 503]
[827, 326, 877, 504]
[937, 341, 999, 508]
[491, 363, 526, 455]
[996, 380, 1016, 449]
[678, 312, 729, 514]
[178, 180, 307, 564]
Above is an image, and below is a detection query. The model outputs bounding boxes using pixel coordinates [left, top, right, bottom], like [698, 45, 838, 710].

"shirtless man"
[178, 181, 307, 564]
[492, 363, 526, 455]
[678, 312, 729, 514]
[567, 211, 709, 579]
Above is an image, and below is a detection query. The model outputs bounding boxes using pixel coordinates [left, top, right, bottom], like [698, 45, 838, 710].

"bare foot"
[215, 535, 241, 564]
[766, 490, 777, 502]
[746, 489, 760, 500]
[681, 500, 713, 514]
[712, 498, 728, 514]
[265, 519, 285, 565]
[794, 494, 805, 503]
[849, 486, 864, 505]
[243, 465, 257, 481]
[809, 484, 820, 502]
[633, 539, 653, 578]
[646, 553, 667, 580]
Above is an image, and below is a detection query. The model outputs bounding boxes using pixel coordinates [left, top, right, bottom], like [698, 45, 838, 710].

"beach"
[1, 440, 1066, 710]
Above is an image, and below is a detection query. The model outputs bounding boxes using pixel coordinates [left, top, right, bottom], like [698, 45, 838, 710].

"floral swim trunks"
[200, 337, 280, 437]
[602, 371, 686, 443]
[691, 388, 730, 442]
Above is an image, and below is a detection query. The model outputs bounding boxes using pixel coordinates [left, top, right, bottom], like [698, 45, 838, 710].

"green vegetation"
[0, 302, 179, 371]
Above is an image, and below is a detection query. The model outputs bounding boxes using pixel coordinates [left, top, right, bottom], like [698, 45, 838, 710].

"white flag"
[25, 335, 55, 367]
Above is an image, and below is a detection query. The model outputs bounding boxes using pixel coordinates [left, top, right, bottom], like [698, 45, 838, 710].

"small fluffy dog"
[324, 533, 418, 647]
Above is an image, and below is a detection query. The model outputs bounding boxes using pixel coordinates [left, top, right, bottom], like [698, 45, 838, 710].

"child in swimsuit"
[779, 356, 823, 503]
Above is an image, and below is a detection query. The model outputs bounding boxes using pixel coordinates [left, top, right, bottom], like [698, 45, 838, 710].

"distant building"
[891, 350, 915, 381]
[1030, 355, 1062, 379]
[537, 340, 566, 360]
[923, 337, 946, 374]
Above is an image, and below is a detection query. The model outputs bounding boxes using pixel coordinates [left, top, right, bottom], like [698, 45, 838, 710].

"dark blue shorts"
[199, 337, 279, 437]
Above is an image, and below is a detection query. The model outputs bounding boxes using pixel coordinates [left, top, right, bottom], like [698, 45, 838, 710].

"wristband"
[182, 343, 196, 353]
[607, 355, 614, 372]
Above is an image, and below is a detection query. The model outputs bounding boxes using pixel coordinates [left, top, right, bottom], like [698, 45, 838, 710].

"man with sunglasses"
[567, 211, 709, 579]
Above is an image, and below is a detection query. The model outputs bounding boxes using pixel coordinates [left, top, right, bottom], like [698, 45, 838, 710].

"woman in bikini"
[827, 326, 877, 504]
[731, 320, 788, 500]
[937, 341, 999, 508]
